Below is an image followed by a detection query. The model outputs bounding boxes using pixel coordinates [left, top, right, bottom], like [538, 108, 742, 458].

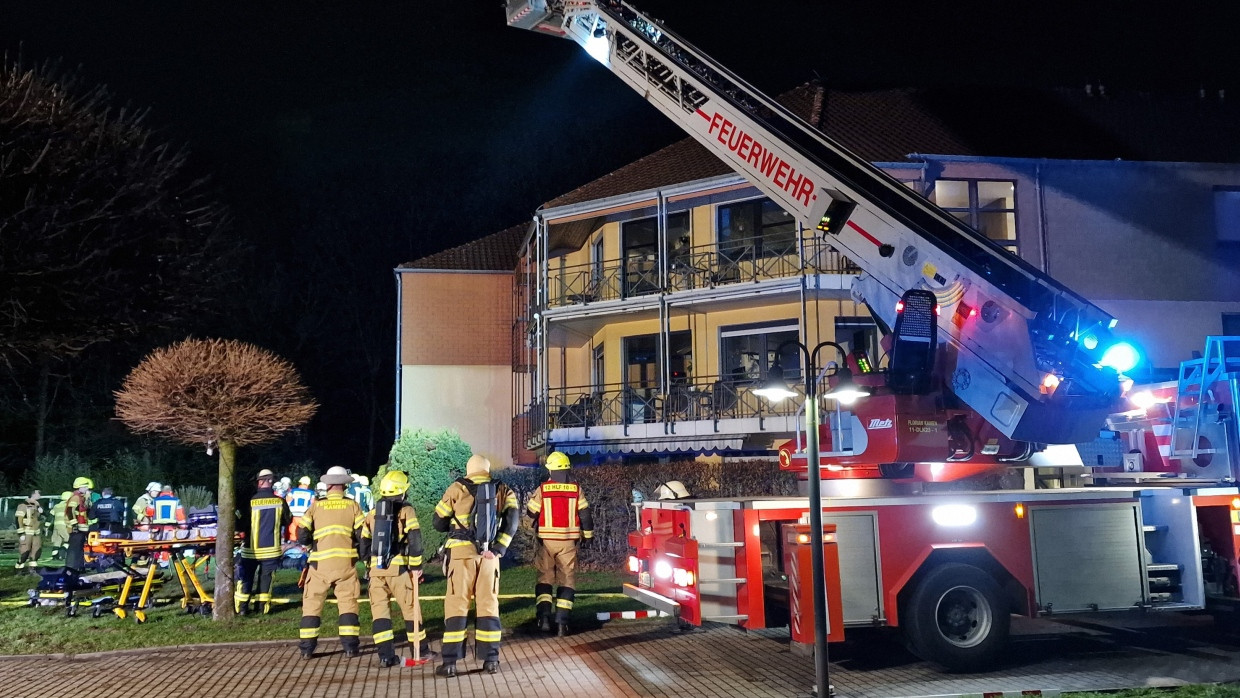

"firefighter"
[297, 466, 364, 659]
[432, 455, 520, 677]
[237, 469, 292, 615]
[14, 490, 43, 572]
[527, 451, 594, 636]
[49, 492, 71, 561]
[132, 482, 161, 526]
[65, 477, 93, 570]
[90, 487, 126, 535]
[361, 470, 428, 667]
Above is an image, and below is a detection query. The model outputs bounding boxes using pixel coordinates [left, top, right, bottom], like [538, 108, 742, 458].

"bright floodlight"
[931, 504, 978, 527]
[584, 34, 610, 64]
[755, 361, 798, 403]
[1129, 390, 1157, 410]
[823, 366, 870, 405]
[1099, 341, 1140, 373]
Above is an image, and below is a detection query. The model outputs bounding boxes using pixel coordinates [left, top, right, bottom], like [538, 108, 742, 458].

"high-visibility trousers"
[534, 538, 578, 623]
[442, 552, 501, 663]
[369, 573, 425, 658]
[299, 563, 361, 652]
[236, 557, 280, 613]
[17, 533, 41, 567]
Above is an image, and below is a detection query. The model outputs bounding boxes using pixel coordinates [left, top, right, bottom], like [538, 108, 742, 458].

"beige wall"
[400, 271, 512, 366]
[399, 364, 513, 466]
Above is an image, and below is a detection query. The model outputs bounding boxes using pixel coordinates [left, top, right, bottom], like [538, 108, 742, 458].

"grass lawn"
[0, 551, 643, 655]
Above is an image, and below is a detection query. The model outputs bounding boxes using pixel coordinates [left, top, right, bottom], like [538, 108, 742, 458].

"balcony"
[520, 375, 808, 453]
[545, 234, 860, 309]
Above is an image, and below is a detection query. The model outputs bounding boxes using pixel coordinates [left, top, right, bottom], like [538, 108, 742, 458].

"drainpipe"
[393, 268, 404, 443]
[1036, 162, 1050, 275]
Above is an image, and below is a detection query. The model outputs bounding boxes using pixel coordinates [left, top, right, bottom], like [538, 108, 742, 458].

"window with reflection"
[932, 179, 1018, 254]
[719, 322, 801, 385]
[717, 198, 796, 260]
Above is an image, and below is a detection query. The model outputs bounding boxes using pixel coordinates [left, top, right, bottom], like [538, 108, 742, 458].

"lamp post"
[754, 340, 869, 698]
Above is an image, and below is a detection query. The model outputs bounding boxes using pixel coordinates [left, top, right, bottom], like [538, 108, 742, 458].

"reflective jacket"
[15, 500, 42, 535]
[133, 493, 155, 525]
[242, 487, 292, 560]
[66, 492, 91, 532]
[148, 494, 185, 524]
[296, 492, 364, 572]
[361, 499, 423, 575]
[432, 475, 520, 556]
[286, 487, 315, 518]
[527, 480, 594, 541]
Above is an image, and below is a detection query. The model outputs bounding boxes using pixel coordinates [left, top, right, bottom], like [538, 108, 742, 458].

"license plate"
[639, 571, 652, 588]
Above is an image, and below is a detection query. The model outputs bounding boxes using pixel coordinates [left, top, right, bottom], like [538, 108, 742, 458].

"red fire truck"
[505, 1, 1240, 672]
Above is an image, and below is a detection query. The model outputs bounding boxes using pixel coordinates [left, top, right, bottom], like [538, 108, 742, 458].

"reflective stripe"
[475, 629, 501, 642]
[411, 628, 428, 641]
[255, 593, 272, 602]
[434, 501, 453, 516]
[373, 630, 395, 643]
[234, 591, 251, 601]
[353, 515, 365, 528]
[403, 519, 420, 532]
[313, 525, 353, 540]
[442, 630, 467, 644]
[444, 539, 474, 549]
[298, 514, 313, 528]
[536, 594, 553, 605]
[369, 555, 423, 568]
[308, 549, 358, 562]
[300, 628, 319, 639]
[496, 533, 512, 548]
[339, 625, 360, 636]
[556, 598, 574, 610]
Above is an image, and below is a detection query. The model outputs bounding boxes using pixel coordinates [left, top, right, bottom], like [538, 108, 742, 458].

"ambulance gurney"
[27, 565, 164, 618]
[83, 531, 235, 622]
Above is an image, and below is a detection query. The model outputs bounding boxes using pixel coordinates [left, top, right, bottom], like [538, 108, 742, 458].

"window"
[720, 322, 800, 384]
[834, 316, 880, 372]
[621, 212, 689, 296]
[1215, 188, 1240, 243]
[592, 344, 605, 387]
[933, 179, 1018, 253]
[717, 198, 796, 259]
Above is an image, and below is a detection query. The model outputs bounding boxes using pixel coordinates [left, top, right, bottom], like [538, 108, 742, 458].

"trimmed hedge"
[497, 459, 797, 570]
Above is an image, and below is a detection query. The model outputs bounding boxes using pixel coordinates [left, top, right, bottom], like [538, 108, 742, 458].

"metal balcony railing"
[544, 233, 861, 308]
[519, 374, 807, 446]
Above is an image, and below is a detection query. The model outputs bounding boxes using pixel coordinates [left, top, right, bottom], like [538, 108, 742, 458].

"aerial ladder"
[506, 0, 1135, 464]
[506, 2, 1240, 674]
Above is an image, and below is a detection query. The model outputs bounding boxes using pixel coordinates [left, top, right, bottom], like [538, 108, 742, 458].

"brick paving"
[3, 614, 1240, 698]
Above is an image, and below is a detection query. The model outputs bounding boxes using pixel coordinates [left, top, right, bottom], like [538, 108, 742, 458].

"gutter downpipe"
[393, 268, 404, 443]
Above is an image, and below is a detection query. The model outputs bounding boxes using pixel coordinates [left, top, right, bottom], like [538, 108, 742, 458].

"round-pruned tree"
[115, 338, 317, 620]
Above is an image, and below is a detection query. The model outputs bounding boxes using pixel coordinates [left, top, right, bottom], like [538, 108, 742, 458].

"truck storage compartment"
[1030, 502, 1146, 613]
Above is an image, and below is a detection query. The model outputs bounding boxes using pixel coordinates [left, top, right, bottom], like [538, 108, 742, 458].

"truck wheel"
[904, 563, 1009, 671]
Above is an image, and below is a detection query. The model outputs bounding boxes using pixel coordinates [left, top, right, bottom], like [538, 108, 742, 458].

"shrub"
[384, 428, 472, 560]
[178, 485, 214, 511]
[23, 450, 93, 495]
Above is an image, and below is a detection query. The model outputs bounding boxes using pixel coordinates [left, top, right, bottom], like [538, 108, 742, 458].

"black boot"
[300, 648, 315, 660]
[556, 622, 570, 637]
[537, 615, 552, 633]
[483, 660, 499, 674]
[436, 662, 458, 678]
[379, 654, 401, 668]
[344, 646, 360, 658]
[237, 603, 250, 616]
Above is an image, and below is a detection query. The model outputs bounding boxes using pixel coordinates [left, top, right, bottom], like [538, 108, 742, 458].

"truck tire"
[903, 563, 1009, 671]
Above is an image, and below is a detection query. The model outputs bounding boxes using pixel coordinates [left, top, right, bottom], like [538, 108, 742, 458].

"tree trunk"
[34, 359, 50, 460]
[212, 439, 237, 621]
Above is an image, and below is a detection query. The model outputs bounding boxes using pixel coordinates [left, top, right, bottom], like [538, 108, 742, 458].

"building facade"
[398, 86, 1240, 466]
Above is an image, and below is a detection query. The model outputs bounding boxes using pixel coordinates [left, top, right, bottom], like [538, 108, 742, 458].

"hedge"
[496, 459, 797, 570]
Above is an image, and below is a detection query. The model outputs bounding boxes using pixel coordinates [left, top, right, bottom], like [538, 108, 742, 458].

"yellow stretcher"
[86, 532, 232, 622]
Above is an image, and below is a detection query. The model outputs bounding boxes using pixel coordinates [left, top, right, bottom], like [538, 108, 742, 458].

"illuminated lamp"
[1099, 342, 1141, 373]
[1129, 390, 1157, 410]
[931, 504, 978, 527]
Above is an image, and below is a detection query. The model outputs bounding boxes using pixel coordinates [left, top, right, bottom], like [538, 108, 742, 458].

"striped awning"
[553, 436, 745, 455]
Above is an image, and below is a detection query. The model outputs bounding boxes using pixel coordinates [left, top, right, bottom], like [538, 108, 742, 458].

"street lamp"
[754, 340, 869, 698]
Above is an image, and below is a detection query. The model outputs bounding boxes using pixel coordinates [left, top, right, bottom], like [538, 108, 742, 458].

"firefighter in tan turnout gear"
[14, 491, 43, 572]
[236, 469, 292, 615]
[528, 451, 594, 635]
[361, 470, 429, 667]
[296, 466, 364, 659]
[432, 455, 520, 677]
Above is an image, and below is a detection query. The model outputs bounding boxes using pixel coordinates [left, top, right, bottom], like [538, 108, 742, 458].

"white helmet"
[656, 480, 690, 501]
[279, 477, 291, 487]
[357, 475, 369, 487]
[146, 482, 162, 495]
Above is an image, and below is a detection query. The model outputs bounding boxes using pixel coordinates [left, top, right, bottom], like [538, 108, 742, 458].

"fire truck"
[505, 1, 1240, 672]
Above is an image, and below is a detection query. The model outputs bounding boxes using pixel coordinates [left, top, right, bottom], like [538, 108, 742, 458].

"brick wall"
[400, 271, 513, 366]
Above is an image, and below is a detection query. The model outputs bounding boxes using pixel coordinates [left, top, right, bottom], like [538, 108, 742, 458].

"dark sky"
[3, 2, 1236, 259]
[2, 1, 1236, 469]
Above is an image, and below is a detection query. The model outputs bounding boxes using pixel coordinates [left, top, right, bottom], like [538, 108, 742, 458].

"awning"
[553, 436, 745, 455]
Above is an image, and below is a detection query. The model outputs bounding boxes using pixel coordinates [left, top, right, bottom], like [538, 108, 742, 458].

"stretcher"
[84, 532, 233, 622]
[28, 566, 165, 618]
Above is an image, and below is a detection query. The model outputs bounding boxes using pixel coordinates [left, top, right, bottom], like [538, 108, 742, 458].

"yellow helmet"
[546, 451, 571, 471]
[378, 470, 410, 498]
[72, 476, 93, 490]
[60, 491, 72, 501]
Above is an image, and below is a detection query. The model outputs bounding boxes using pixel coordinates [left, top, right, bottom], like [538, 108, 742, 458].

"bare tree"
[115, 338, 317, 620]
[0, 58, 234, 463]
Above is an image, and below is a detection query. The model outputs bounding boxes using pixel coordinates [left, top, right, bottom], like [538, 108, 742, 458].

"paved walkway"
[4, 614, 1240, 698]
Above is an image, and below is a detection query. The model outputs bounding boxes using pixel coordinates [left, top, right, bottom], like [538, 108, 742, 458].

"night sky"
[3, 1, 1236, 472]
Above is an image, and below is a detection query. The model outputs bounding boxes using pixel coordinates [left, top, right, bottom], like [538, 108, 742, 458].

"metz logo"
[867, 418, 894, 430]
